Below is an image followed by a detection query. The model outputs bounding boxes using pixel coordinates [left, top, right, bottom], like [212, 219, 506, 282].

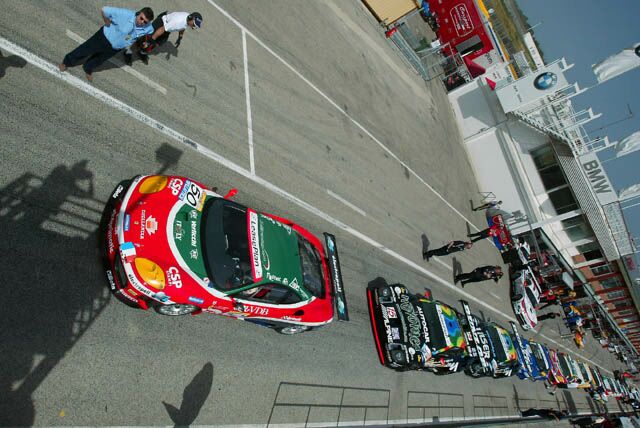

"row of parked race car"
[100, 175, 635, 406]
[367, 277, 638, 406]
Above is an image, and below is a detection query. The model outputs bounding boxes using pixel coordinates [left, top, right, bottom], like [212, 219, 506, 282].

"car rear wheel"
[155, 303, 198, 316]
[277, 325, 310, 335]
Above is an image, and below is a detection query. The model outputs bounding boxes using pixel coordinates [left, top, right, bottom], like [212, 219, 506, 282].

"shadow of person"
[0, 51, 28, 79]
[163, 362, 213, 427]
[452, 257, 463, 281]
[420, 233, 430, 256]
[0, 160, 110, 426]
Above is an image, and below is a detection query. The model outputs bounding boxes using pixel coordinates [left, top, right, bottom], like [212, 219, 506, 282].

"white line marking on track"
[204, 0, 481, 233]
[326, 190, 367, 217]
[433, 256, 453, 271]
[0, 36, 611, 373]
[65, 29, 167, 95]
[488, 291, 502, 301]
[241, 30, 255, 175]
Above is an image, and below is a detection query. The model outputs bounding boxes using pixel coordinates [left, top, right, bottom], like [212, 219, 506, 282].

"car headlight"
[134, 258, 166, 290]
[388, 344, 408, 364]
[138, 176, 168, 194]
[379, 287, 394, 304]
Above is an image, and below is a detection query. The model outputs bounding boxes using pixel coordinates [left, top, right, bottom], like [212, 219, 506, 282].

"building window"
[600, 277, 622, 289]
[591, 263, 613, 276]
[607, 290, 626, 300]
[577, 242, 603, 261]
[614, 301, 630, 310]
[548, 187, 579, 214]
[561, 215, 593, 242]
[616, 310, 635, 317]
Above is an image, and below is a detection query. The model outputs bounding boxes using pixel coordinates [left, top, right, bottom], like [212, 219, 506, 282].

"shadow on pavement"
[0, 161, 109, 426]
[163, 362, 214, 427]
[0, 50, 27, 79]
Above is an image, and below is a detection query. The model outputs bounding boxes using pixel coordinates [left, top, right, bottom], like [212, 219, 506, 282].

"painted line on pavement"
[204, 0, 482, 233]
[327, 190, 367, 217]
[0, 36, 610, 373]
[241, 29, 255, 175]
[65, 29, 167, 95]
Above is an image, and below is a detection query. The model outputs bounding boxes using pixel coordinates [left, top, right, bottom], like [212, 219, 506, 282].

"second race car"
[367, 278, 468, 374]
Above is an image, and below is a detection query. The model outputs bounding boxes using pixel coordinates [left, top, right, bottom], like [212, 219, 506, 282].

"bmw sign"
[533, 72, 558, 90]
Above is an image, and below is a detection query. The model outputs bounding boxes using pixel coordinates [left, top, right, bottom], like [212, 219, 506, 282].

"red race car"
[102, 175, 348, 334]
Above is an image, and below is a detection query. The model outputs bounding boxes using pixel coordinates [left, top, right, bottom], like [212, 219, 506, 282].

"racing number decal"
[185, 182, 201, 208]
[179, 180, 205, 211]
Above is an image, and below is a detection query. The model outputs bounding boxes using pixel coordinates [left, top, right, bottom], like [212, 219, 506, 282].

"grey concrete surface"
[0, 1, 629, 427]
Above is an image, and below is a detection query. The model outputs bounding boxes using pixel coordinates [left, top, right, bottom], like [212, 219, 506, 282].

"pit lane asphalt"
[0, 1, 628, 426]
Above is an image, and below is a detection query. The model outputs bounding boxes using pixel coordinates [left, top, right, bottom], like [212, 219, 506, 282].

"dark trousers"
[468, 229, 490, 242]
[425, 245, 453, 257]
[63, 27, 119, 74]
[537, 312, 559, 321]
[456, 271, 485, 285]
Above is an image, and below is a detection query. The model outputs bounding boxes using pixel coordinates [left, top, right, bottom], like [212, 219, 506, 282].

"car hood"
[117, 176, 219, 302]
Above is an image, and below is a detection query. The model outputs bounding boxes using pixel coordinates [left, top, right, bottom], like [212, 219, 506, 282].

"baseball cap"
[189, 12, 203, 28]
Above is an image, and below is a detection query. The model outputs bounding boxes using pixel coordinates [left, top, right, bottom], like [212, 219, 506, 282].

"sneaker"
[140, 55, 149, 65]
[422, 252, 430, 261]
[85, 73, 93, 82]
[124, 53, 133, 66]
[58, 63, 67, 71]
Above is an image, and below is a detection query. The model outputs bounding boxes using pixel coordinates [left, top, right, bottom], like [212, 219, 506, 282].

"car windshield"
[486, 326, 507, 362]
[201, 198, 253, 291]
[558, 355, 572, 377]
[298, 235, 324, 298]
[531, 344, 548, 370]
[525, 287, 538, 305]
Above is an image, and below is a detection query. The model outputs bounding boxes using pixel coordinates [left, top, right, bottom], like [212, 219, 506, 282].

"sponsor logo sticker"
[248, 211, 263, 281]
[175, 220, 183, 241]
[106, 270, 116, 290]
[169, 178, 184, 196]
[386, 306, 397, 319]
[167, 267, 183, 288]
[391, 327, 401, 340]
[124, 214, 131, 232]
[145, 216, 158, 236]
[188, 296, 204, 305]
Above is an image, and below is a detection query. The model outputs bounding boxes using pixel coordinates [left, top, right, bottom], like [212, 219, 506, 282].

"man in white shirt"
[125, 11, 202, 65]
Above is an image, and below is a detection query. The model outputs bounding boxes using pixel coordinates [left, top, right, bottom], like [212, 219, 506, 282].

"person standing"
[126, 11, 203, 65]
[455, 265, 503, 287]
[537, 312, 561, 321]
[467, 227, 498, 243]
[59, 6, 154, 80]
[473, 200, 502, 211]
[423, 240, 472, 260]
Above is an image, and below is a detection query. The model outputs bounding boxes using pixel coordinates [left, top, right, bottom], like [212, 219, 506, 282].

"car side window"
[239, 283, 302, 304]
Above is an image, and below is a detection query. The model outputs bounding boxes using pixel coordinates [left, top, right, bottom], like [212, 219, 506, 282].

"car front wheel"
[277, 325, 310, 335]
[155, 303, 198, 316]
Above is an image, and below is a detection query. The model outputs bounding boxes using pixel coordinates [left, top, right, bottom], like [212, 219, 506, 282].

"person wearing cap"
[125, 11, 202, 65]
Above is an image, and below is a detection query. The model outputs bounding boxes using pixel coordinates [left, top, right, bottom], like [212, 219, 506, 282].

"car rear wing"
[460, 300, 489, 371]
[324, 233, 349, 321]
[510, 321, 533, 376]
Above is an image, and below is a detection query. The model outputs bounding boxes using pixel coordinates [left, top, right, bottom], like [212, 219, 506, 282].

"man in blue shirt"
[58, 6, 154, 81]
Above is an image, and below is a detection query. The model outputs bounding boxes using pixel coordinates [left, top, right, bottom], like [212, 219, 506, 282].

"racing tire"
[155, 303, 198, 316]
[466, 362, 484, 378]
[277, 325, 310, 335]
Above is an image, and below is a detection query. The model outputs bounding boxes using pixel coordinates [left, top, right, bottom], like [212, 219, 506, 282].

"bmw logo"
[533, 72, 558, 90]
